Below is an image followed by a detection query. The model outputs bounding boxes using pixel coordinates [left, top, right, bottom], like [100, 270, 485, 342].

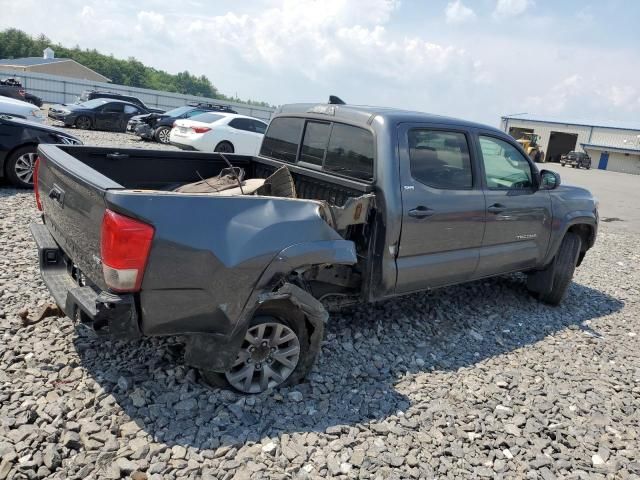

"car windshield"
[164, 106, 193, 117]
[78, 99, 109, 109]
[188, 112, 224, 124]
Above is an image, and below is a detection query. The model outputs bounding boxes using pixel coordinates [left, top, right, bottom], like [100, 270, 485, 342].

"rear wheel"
[200, 303, 312, 393]
[214, 141, 234, 153]
[154, 126, 171, 144]
[75, 116, 91, 130]
[528, 232, 581, 306]
[5, 146, 38, 188]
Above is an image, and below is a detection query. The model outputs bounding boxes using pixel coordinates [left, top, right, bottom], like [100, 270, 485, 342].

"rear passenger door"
[474, 133, 552, 277]
[228, 118, 265, 154]
[395, 125, 486, 293]
[95, 102, 124, 131]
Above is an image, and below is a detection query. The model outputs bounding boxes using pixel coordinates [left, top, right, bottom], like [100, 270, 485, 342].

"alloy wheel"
[14, 152, 38, 185]
[225, 321, 301, 393]
[157, 128, 170, 144]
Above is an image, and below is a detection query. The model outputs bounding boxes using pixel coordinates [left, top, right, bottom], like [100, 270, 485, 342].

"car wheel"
[214, 141, 235, 153]
[527, 232, 581, 306]
[200, 302, 313, 393]
[75, 116, 91, 130]
[6, 146, 38, 188]
[560, 162, 565, 166]
[154, 126, 171, 144]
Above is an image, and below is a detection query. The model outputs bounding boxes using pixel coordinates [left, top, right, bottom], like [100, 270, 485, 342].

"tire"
[75, 116, 91, 130]
[214, 141, 234, 153]
[5, 145, 38, 188]
[529, 232, 581, 306]
[200, 302, 312, 393]
[560, 163, 565, 167]
[154, 126, 171, 144]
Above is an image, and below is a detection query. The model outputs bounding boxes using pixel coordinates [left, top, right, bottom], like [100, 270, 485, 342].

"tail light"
[172, 122, 177, 128]
[100, 210, 154, 292]
[34, 156, 42, 211]
[192, 126, 211, 134]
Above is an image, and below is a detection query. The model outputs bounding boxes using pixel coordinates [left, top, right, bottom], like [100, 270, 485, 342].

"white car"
[0, 96, 45, 124]
[169, 112, 268, 155]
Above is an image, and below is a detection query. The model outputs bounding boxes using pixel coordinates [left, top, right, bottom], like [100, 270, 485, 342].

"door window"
[479, 136, 534, 189]
[408, 130, 472, 189]
[102, 103, 124, 113]
[124, 105, 139, 114]
[251, 120, 267, 134]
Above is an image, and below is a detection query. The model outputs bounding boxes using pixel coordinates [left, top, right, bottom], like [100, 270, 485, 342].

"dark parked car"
[77, 90, 164, 114]
[48, 99, 150, 132]
[0, 78, 43, 107]
[32, 101, 598, 393]
[0, 114, 81, 188]
[127, 102, 238, 144]
[560, 151, 591, 169]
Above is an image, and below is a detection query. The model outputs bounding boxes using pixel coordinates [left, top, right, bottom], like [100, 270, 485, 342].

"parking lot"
[1, 126, 639, 479]
[550, 166, 640, 234]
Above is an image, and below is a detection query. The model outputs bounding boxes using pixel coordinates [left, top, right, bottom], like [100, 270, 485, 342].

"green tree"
[0, 28, 271, 107]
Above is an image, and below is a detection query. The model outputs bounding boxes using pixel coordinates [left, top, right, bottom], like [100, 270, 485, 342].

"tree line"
[0, 29, 271, 107]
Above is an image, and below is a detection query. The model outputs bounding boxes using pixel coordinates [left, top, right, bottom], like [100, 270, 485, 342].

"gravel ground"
[1, 129, 639, 479]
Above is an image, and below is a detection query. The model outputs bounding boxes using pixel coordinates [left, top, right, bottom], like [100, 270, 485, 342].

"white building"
[500, 116, 640, 175]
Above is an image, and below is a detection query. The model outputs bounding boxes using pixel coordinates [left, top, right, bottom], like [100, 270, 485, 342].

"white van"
[0, 96, 45, 124]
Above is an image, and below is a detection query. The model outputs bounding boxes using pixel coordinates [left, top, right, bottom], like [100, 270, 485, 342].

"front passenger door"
[475, 134, 552, 277]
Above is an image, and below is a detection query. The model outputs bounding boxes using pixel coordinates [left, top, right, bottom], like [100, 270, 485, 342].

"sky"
[1, 0, 639, 126]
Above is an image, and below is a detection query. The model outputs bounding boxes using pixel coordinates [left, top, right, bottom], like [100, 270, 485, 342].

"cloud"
[493, 0, 534, 19]
[136, 11, 165, 33]
[445, 1, 476, 24]
[1, 0, 639, 125]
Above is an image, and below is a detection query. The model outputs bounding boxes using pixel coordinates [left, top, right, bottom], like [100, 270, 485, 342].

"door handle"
[408, 206, 434, 218]
[487, 203, 507, 214]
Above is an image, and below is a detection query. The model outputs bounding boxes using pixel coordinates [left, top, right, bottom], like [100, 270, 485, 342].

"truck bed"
[34, 145, 374, 342]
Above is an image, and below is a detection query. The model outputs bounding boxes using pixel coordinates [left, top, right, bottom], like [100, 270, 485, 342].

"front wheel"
[200, 303, 313, 393]
[154, 126, 171, 144]
[75, 116, 91, 130]
[527, 232, 581, 306]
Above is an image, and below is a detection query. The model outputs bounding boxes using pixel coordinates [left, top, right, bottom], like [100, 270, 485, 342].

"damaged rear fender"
[184, 241, 357, 373]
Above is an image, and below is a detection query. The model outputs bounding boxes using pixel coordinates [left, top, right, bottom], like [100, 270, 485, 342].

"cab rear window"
[261, 117, 374, 181]
[260, 117, 304, 162]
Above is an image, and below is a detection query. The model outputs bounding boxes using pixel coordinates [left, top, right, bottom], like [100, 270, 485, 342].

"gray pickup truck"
[31, 102, 598, 393]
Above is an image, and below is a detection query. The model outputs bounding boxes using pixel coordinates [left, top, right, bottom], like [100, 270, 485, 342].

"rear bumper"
[30, 223, 140, 339]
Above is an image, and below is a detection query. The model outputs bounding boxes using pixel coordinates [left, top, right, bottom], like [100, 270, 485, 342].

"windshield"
[188, 112, 224, 123]
[78, 99, 109, 109]
[163, 106, 193, 117]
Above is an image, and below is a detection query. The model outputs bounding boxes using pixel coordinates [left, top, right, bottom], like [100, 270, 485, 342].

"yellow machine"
[517, 133, 545, 162]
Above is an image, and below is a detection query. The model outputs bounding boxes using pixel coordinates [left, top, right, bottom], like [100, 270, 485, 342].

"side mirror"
[539, 169, 560, 190]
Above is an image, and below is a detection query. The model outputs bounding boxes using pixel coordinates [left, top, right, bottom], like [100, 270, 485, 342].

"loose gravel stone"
[1, 128, 639, 478]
